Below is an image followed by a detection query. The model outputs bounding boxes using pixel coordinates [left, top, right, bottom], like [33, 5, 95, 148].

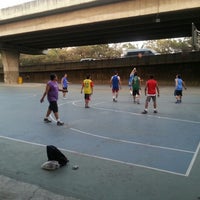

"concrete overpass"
[0, 0, 200, 83]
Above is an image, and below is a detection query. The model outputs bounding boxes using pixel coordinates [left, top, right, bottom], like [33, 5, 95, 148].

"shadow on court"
[0, 83, 200, 200]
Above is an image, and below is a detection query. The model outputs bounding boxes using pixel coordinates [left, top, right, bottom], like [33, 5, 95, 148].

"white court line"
[0, 135, 187, 177]
[92, 102, 106, 106]
[70, 128, 194, 154]
[72, 101, 200, 124]
[185, 142, 200, 176]
[49, 100, 199, 176]
[94, 106, 200, 124]
[50, 100, 81, 122]
[59, 100, 80, 107]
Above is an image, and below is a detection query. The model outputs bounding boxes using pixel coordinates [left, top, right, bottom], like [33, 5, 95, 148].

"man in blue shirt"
[174, 74, 186, 103]
[110, 71, 121, 102]
[61, 73, 70, 99]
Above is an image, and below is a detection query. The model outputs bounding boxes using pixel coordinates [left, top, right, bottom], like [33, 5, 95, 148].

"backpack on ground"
[46, 145, 69, 167]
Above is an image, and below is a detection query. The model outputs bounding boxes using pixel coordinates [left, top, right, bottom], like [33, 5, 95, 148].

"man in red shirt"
[142, 75, 160, 114]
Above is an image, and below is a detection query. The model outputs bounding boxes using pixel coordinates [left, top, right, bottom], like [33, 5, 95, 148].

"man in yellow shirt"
[81, 74, 94, 108]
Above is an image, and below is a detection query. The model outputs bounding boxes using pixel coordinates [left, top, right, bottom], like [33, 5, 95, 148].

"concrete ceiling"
[0, 6, 200, 54]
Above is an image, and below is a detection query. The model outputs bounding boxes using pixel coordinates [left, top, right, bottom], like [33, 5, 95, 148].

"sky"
[0, 0, 33, 9]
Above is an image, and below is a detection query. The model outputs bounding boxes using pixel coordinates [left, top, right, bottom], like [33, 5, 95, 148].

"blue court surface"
[0, 83, 200, 199]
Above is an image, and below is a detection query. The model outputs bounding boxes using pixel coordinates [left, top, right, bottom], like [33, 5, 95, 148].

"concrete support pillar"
[1, 50, 20, 84]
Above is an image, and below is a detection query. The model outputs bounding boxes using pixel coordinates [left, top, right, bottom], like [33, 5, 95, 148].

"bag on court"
[41, 160, 60, 170]
[46, 145, 69, 167]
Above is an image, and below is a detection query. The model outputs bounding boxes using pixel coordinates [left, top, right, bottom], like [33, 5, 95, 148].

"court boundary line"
[0, 135, 188, 177]
[72, 100, 200, 124]
[185, 142, 200, 176]
[56, 100, 199, 176]
[70, 128, 194, 154]
[92, 105, 200, 125]
[0, 86, 199, 177]
[59, 100, 197, 154]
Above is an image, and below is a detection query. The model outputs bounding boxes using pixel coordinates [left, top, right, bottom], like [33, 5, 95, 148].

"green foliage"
[142, 38, 192, 53]
[121, 43, 138, 49]
[20, 44, 122, 65]
[18, 38, 193, 65]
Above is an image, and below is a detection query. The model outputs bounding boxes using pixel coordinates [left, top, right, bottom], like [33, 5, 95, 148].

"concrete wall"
[11, 62, 200, 86]
[12, 52, 199, 86]
[1, 52, 200, 85]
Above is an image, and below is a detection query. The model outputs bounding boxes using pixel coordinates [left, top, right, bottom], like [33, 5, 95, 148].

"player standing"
[174, 74, 186, 103]
[110, 71, 121, 102]
[61, 73, 70, 99]
[81, 74, 94, 108]
[142, 75, 160, 114]
[132, 72, 141, 104]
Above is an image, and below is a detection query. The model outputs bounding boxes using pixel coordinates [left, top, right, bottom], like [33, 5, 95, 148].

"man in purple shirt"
[40, 73, 64, 126]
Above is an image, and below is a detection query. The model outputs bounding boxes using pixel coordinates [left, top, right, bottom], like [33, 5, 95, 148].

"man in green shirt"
[132, 72, 141, 104]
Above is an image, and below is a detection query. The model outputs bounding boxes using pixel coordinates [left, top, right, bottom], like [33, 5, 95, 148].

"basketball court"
[0, 83, 200, 200]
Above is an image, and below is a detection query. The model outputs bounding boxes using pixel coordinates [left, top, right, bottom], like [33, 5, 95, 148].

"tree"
[20, 44, 122, 65]
[19, 37, 193, 65]
[142, 38, 192, 54]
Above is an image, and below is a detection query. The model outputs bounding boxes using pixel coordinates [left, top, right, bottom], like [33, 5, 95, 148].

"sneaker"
[44, 118, 52, 123]
[153, 110, 158, 113]
[85, 105, 90, 108]
[57, 121, 64, 126]
[142, 110, 148, 114]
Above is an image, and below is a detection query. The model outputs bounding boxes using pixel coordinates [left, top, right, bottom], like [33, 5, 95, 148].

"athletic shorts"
[112, 88, 119, 93]
[84, 94, 91, 100]
[174, 90, 182, 96]
[146, 95, 156, 102]
[63, 87, 68, 92]
[49, 101, 58, 113]
[132, 89, 140, 96]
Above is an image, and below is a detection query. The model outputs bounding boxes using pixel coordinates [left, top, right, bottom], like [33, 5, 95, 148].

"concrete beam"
[0, 0, 125, 22]
[0, 0, 199, 36]
[0, 43, 47, 55]
[1, 50, 20, 84]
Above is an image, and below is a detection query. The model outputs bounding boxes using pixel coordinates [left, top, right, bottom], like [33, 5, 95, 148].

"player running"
[40, 73, 65, 126]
